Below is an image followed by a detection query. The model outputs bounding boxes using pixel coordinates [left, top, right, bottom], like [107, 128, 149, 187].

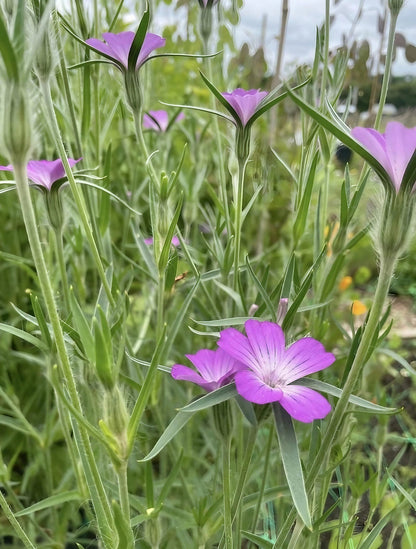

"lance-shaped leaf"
[127, 7, 150, 72]
[285, 89, 392, 191]
[273, 403, 312, 529]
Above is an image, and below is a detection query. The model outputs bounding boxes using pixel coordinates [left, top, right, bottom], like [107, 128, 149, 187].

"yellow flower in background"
[339, 276, 353, 291]
[352, 300, 368, 316]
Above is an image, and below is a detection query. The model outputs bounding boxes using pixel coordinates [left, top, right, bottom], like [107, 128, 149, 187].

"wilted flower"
[86, 32, 165, 72]
[218, 320, 335, 423]
[352, 122, 416, 193]
[0, 158, 81, 192]
[143, 110, 184, 132]
[222, 88, 268, 127]
[171, 348, 241, 392]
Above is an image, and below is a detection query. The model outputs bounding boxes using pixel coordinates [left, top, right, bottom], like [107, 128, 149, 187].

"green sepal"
[199, 70, 241, 125]
[112, 500, 135, 549]
[127, 6, 150, 72]
[285, 89, 393, 191]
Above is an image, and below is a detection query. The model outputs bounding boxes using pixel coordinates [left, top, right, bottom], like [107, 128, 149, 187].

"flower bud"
[35, 29, 57, 81]
[2, 84, 32, 164]
[102, 387, 129, 460]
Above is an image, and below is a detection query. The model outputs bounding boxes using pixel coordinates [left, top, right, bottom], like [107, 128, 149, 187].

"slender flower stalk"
[0, 490, 36, 549]
[374, 7, 400, 130]
[12, 162, 116, 546]
[39, 80, 114, 305]
[222, 437, 233, 549]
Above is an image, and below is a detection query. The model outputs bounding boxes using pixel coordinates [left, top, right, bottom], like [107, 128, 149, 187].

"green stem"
[40, 79, 114, 306]
[274, 255, 396, 547]
[0, 490, 36, 549]
[13, 162, 116, 547]
[54, 228, 71, 313]
[132, 110, 166, 339]
[233, 158, 247, 292]
[251, 424, 274, 533]
[206, 55, 231, 236]
[222, 438, 233, 549]
[374, 12, 398, 130]
[319, 0, 330, 106]
[117, 461, 130, 519]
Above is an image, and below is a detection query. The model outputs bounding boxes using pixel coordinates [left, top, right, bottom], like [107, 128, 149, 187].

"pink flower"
[143, 110, 184, 132]
[352, 122, 416, 193]
[171, 348, 241, 392]
[0, 158, 81, 191]
[218, 320, 335, 423]
[222, 88, 268, 127]
[86, 31, 165, 71]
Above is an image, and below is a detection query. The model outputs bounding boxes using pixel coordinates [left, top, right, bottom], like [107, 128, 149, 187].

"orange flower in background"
[339, 276, 353, 291]
[352, 300, 368, 316]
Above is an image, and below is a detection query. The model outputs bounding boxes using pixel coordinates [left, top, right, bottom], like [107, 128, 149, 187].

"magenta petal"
[234, 370, 283, 404]
[143, 110, 169, 132]
[102, 31, 134, 67]
[136, 33, 166, 68]
[186, 348, 241, 383]
[49, 158, 81, 188]
[218, 327, 258, 368]
[280, 338, 336, 384]
[171, 364, 214, 391]
[85, 37, 116, 59]
[352, 127, 394, 185]
[278, 385, 331, 423]
[384, 122, 416, 192]
[244, 320, 285, 377]
[0, 164, 14, 175]
[222, 88, 268, 126]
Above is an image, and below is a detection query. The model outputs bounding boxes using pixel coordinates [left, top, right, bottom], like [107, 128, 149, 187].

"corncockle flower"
[143, 110, 184, 133]
[0, 158, 81, 192]
[0, 158, 81, 230]
[144, 236, 180, 247]
[171, 348, 242, 392]
[85, 32, 165, 72]
[218, 320, 335, 423]
[86, 31, 165, 112]
[352, 122, 416, 259]
[222, 88, 268, 128]
[351, 122, 416, 193]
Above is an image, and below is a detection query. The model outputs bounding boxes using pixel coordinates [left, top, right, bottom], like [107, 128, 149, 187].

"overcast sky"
[154, 0, 416, 77]
[238, 0, 416, 76]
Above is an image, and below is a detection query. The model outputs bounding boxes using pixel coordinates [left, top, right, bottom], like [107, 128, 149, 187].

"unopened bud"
[35, 29, 57, 81]
[3, 84, 32, 164]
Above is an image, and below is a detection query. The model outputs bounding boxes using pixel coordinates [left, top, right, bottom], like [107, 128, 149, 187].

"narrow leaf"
[127, 8, 150, 72]
[15, 491, 81, 516]
[273, 404, 312, 529]
[179, 384, 238, 413]
[138, 411, 193, 462]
